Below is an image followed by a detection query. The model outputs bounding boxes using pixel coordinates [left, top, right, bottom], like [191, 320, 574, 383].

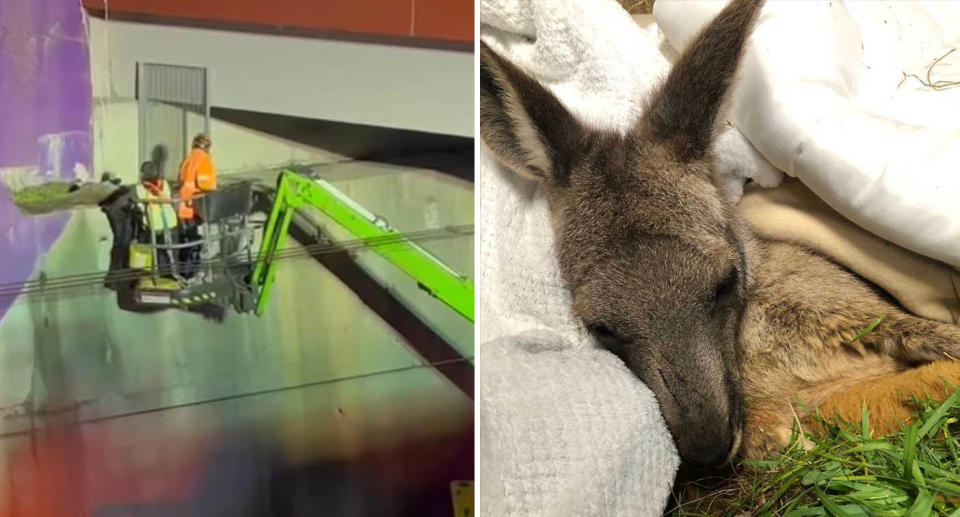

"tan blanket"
[740, 179, 960, 325]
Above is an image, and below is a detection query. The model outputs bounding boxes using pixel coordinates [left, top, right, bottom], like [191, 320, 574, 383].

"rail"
[133, 185, 256, 283]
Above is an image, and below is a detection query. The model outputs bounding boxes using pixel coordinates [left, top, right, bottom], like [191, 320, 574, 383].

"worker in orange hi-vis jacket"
[178, 133, 218, 221]
[177, 133, 217, 278]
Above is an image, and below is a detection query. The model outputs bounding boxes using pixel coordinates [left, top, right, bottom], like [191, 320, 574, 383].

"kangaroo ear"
[642, 0, 765, 162]
[480, 42, 583, 185]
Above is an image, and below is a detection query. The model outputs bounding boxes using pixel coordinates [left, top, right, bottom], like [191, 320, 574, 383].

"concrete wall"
[87, 17, 473, 138]
[92, 100, 346, 181]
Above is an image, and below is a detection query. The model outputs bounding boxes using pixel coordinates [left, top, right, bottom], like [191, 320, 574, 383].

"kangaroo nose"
[655, 366, 739, 468]
[678, 431, 733, 468]
[675, 413, 742, 469]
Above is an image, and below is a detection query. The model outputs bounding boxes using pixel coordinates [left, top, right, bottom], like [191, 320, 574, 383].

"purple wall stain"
[0, 0, 93, 323]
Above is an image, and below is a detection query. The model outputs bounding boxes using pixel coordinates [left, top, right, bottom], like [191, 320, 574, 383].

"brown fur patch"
[812, 359, 960, 436]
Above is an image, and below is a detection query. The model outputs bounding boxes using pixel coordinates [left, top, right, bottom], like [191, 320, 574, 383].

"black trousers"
[178, 221, 203, 278]
[152, 232, 174, 275]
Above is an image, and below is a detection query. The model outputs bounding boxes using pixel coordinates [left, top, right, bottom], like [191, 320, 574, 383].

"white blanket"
[656, 0, 960, 269]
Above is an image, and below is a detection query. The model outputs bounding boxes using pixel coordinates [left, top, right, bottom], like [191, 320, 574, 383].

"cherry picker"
[102, 168, 474, 322]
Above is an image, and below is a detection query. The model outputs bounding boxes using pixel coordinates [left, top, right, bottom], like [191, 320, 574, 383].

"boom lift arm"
[250, 170, 474, 321]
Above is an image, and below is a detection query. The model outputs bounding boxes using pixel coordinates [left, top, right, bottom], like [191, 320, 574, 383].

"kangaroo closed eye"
[587, 322, 629, 353]
[712, 267, 739, 308]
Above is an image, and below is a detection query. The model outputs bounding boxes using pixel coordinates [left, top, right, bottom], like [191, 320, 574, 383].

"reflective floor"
[0, 366, 473, 516]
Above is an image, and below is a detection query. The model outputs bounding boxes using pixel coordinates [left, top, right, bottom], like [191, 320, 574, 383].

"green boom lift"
[111, 168, 474, 322]
[249, 169, 474, 321]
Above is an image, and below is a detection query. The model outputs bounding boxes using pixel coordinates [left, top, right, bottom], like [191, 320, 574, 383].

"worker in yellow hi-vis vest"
[136, 162, 178, 232]
[134, 161, 178, 275]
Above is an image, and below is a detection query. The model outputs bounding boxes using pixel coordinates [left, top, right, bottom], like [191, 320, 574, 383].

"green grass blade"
[847, 443, 895, 453]
[848, 315, 885, 345]
[674, 390, 960, 517]
[837, 505, 874, 517]
[918, 389, 960, 439]
[815, 486, 855, 517]
[862, 402, 871, 441]
[923, 477, 960, 496]
[903, 488, 933, 517]
[753, 471, 804, 515]
[903, 422, 920, 482]
[944, 425, 960, 466]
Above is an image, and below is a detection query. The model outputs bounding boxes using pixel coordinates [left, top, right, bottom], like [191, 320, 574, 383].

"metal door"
[137, 63, 209, 182]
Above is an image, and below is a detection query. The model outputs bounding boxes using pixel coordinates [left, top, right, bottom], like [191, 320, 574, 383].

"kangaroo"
[480, 0, 960, 468]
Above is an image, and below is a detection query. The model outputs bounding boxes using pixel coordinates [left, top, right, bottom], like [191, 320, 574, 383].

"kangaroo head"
[480, 0, 764, 468]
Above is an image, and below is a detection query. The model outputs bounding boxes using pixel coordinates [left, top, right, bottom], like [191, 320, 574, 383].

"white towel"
[656, 0, 960, 269]
[478, 331, 679, 516]
[477, 1, 764, 515]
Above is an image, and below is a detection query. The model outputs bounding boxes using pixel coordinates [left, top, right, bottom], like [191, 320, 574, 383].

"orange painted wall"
[82, 0, 473, 44]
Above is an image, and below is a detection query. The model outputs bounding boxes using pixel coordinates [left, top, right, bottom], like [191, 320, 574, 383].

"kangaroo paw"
[741, 405, 796, 460]
[860, 312, 960, 363]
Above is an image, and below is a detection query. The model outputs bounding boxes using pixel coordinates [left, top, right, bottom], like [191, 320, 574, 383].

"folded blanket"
[741, 179, 960, 325]
[656, 0, 960, 270]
